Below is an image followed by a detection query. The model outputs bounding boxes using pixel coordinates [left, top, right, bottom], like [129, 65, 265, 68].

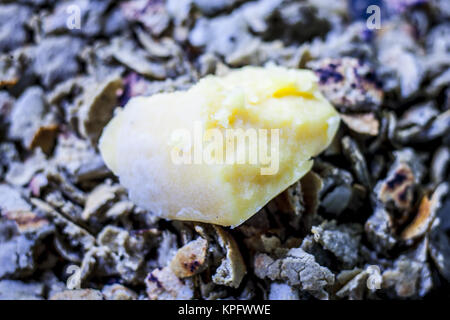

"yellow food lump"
[99, 66, 340, 227]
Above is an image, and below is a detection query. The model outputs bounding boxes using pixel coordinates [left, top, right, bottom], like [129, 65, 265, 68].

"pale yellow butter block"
[99, 66, 340, 227]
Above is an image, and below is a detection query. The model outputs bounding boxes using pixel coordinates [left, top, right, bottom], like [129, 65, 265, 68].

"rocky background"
[0, 0, 449, 300]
